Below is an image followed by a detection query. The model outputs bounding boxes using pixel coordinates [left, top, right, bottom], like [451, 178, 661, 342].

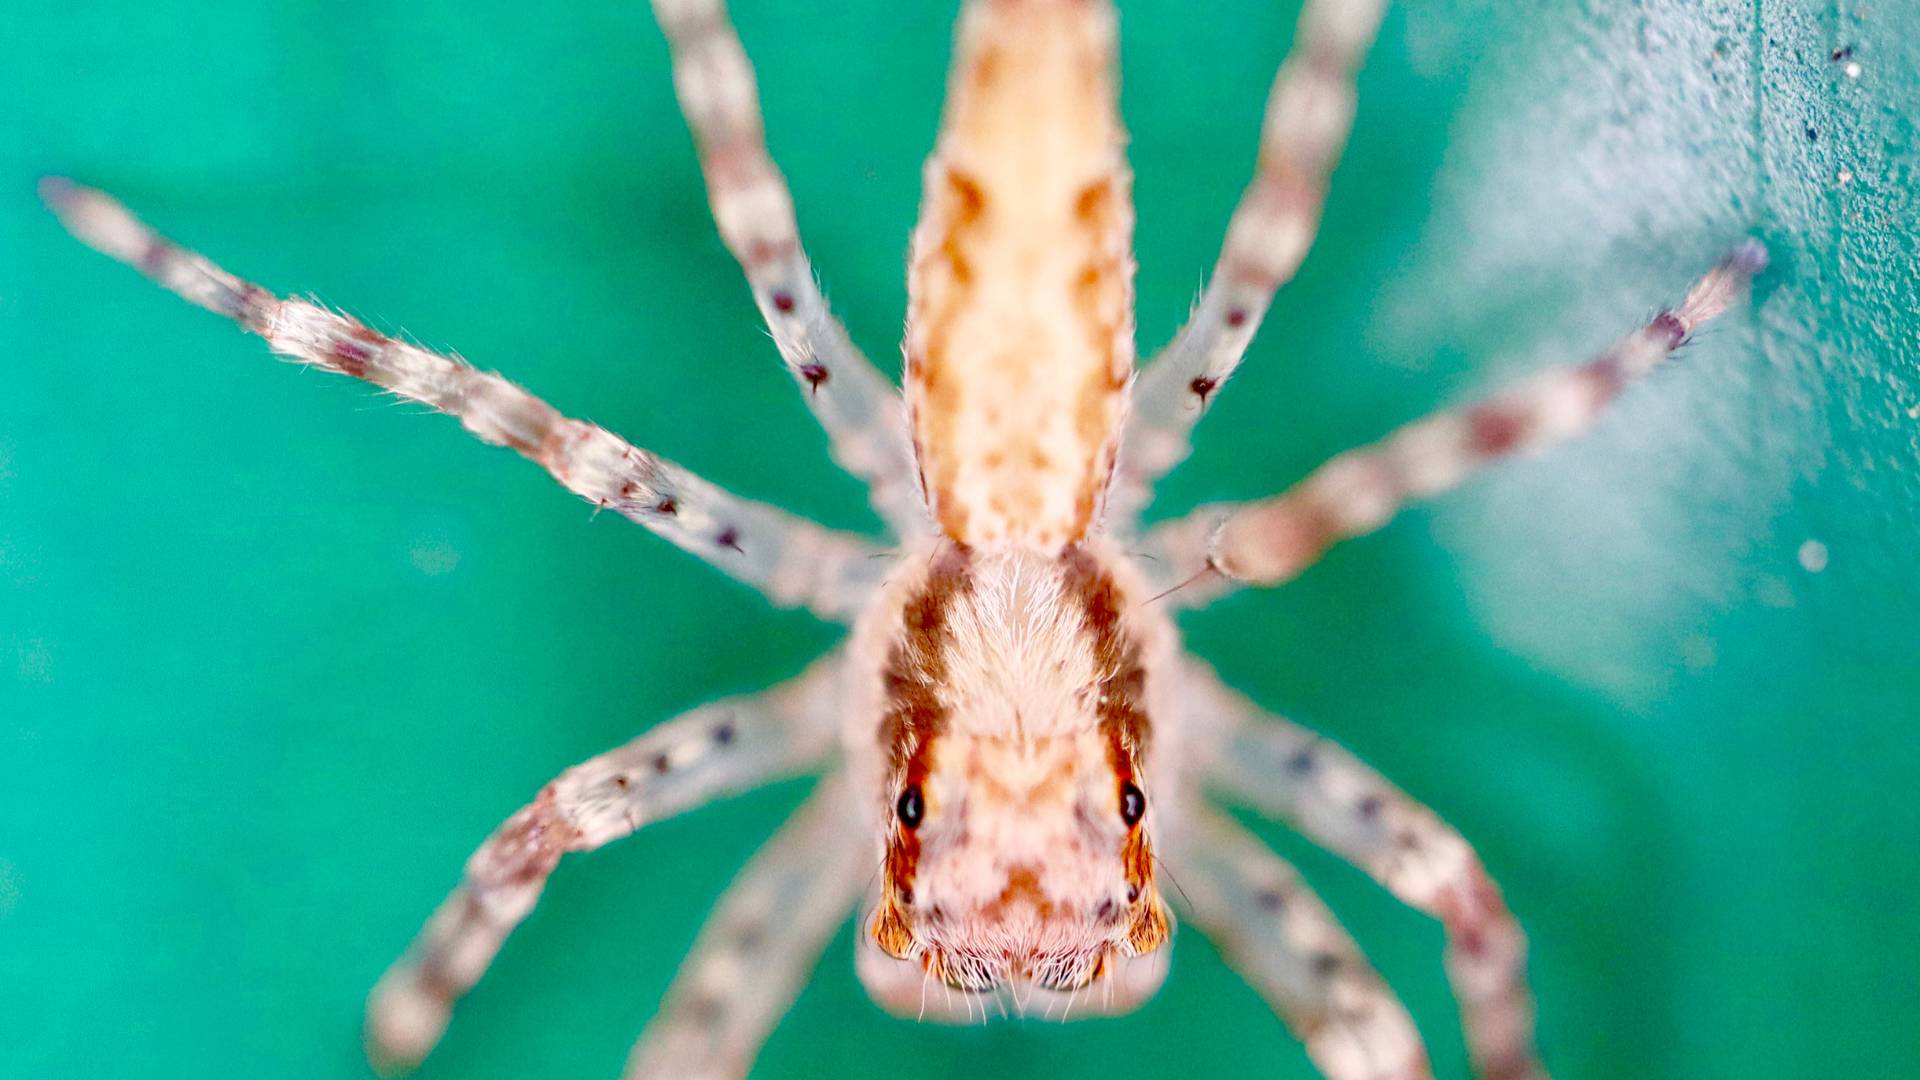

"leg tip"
[36, 175, 78, 210]
[363, 974, 449, 1078]
[37, 179, 152, 264]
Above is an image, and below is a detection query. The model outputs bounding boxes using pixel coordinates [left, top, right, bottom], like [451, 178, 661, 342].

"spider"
[42, 0, 1764, 1077]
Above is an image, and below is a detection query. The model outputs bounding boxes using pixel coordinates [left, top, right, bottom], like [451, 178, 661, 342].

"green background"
[3, 1, 1916, 1077]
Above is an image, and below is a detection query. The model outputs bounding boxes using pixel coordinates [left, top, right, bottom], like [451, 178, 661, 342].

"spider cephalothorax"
[858, 543, 1173, 998]
[48, 0, 1762, 1076]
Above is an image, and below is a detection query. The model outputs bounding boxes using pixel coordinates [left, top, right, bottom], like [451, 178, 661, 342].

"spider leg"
[1111, 0, 1388, 528]
[650, 0, 924, 537]
[363, 654, 845, 1072]
[623, 770, 866, 1080]
[1168, 798, 1431, 1080]
[1138, 242, 1768, 601]
[1187, 659, 1547, 1080]
[43, 181, 890, 622]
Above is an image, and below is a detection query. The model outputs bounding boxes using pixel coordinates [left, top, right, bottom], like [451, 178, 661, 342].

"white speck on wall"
[15, 640, 53, 684]
[1843, 60, 1862, 79]
[409, 535, 462, 576]
[1838, 168, 1853, 184]
[1796, 539, 1829, 574]
[1679, 635, 1718, 670]
[1755, 575, 1796, 608]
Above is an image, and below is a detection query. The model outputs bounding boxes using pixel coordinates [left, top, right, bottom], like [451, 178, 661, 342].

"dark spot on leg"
[733, 923, 764, 950]
[414, 958, 462, 1003]
[654, 496, 678, 516]
[1650, 309, 1688, 349]
[1311, 952, 1342, 978]
[770, 290, 795, 313]
[1355, 795, 1384, 821]
[1285, 748, 1317, 776]
[1394, 828, 1422, 850]
[331, 335, 372, 378]
[1583, 350, 1628, 398]
[611, 773, 631, 789]
[1189, 375, 1218, 402]
[1225, 307, 1248, 328]
[711, 721, 736, 746]
[1483, 1055, 1540, 1080]
[716, 526, 742, 552]
[1256, 888, 1287, 913]
[139, 237, 175, 276]
[799, 362, 828, 394]
[224, 283, 274, 325]
[651, 753, 672, 775]
[1467, 405, 1526, 456]
[679, 992, 725, 1027]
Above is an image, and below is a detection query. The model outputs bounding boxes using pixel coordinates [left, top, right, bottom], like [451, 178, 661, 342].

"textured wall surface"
[2, 2, 1915, 1077]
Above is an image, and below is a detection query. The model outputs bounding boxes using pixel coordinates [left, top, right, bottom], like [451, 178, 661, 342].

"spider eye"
[1119, 781, 1146, 827]
[897, 785, 925, 829]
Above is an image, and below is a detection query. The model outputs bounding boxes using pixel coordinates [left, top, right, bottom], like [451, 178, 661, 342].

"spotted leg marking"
[43, 181, 890, 621]
[361, 655, 845, 1072]
[1136, 242, 1769, 599]
[1167, 800, 1432, 1080]
[650, 0, 924, 537]
[623, 771, 867, 1080]
[1111, 0, 1388, 527]
[1188, 661, 1547, 1080]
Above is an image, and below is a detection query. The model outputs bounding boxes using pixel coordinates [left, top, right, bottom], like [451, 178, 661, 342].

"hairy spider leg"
[40, 180, 889, 621]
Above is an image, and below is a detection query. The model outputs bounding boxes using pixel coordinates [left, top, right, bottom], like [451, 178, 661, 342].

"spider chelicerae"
[43, 0, 1764, 1077]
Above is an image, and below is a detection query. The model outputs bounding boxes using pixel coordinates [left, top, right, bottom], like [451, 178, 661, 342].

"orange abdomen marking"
[904, 0, 1135, 551]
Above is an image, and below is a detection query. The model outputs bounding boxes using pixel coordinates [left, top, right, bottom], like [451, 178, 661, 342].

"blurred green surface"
[2, 1, 1917, 1077]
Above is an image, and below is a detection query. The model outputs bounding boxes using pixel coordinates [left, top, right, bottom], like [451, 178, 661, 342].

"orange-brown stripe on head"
[1062, 545, 1169, 958]
[871, 545, 972, 959]
[904, 0, 1136, 552]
